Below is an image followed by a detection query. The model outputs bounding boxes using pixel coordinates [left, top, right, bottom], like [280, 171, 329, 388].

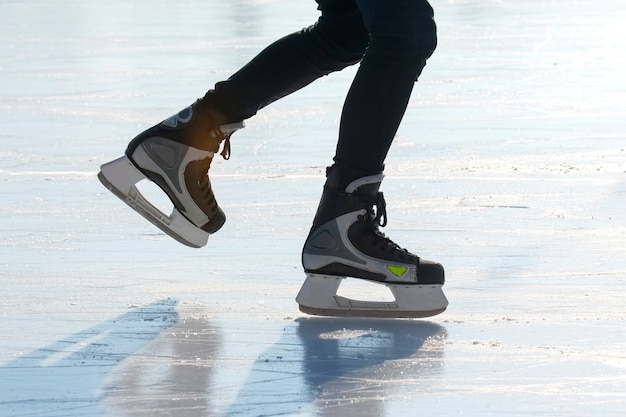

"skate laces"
[363, 192, 413, 257]
[370, 192, 387, 228]
[197, 96, 236, 160]
[217, 122, 245, 160]
[220, 133, 232, 160]
[205, 126, 232, 160]
[193, 157, 216, 206]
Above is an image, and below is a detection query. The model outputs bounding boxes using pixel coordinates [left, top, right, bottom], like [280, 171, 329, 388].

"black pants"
[208, 0, 437, 182]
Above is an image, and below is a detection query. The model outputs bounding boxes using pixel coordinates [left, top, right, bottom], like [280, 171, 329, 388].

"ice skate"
[98, 94, 244, 248]
[297, 167, 447, 318]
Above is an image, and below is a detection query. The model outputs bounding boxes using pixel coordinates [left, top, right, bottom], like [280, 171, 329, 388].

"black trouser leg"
[332, 0, 437, 181]
[208, 3, 369, 122]
[208, 0, 437, 189]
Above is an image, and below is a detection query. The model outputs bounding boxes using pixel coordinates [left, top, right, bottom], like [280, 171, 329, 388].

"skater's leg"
[299, 0, 446, 317]
[207, 1, 369, 122]
[332, 0, 437, 182]
[99, 1, 371, 247]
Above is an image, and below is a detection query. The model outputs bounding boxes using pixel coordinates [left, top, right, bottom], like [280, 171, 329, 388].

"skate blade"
[296, 273, 448, 319]
[98, 155, 209, 248]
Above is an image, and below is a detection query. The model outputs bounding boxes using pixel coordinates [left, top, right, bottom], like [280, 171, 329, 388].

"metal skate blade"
[296, 274, 448, 319]
[98, 156, 209, 248]
[298, 304, 447, 319]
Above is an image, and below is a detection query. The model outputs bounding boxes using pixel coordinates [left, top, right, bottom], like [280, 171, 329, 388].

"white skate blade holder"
[98, 155, 209, 248]
[296, 273, 448, 318]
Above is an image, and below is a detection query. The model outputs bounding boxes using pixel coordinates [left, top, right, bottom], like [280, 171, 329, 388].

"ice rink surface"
[1, 0, 625, 416]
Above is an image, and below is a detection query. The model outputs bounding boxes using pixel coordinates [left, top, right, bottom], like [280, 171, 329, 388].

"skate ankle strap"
[345, 173, 384, 193]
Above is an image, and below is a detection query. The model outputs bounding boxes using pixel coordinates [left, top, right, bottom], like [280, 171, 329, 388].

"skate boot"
[297, 166, 447, 318]
[98, 93, 244, 248]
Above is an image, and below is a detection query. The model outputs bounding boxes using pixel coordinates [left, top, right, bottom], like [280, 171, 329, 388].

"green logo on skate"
[387, 265, 407, 277]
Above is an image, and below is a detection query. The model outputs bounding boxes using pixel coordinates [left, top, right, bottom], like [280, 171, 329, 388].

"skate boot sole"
[296, 273, 448, 318]
[98, 155, 209, 248]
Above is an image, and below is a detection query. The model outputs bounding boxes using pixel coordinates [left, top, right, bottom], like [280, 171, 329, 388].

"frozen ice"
[1, 0, 625, 416]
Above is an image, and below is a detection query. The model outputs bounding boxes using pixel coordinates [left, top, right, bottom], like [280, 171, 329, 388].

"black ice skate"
[297, 167, 448, 318]
[98, 95, 244, 248]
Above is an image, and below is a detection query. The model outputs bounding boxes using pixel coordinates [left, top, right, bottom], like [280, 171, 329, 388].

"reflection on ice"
[224, 318, 446, 417]
[0, 300, 179, 417]
[297, 318, 446, 416]
[102, 313, 222, 417]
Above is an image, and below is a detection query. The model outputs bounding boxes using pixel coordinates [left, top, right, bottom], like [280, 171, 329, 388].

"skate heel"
[98, 156, 209, 248]
[98, 155, 146, 194]
[296, 273, 448, 318]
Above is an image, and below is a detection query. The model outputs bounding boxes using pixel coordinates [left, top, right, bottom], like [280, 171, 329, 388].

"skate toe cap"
[418, 259, 445, 285]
